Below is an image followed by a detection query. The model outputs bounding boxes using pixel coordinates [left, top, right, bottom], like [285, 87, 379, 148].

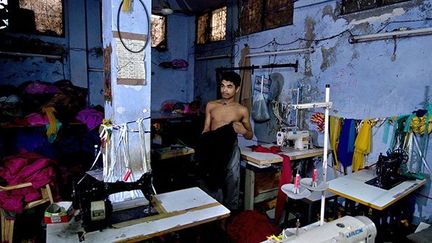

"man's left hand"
[233, 122, 246, 135]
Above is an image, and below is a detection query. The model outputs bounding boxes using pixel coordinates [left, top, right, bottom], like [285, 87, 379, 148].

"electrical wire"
[116, 0, 150, 53]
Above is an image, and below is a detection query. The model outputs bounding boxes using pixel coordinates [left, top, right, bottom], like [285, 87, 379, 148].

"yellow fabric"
[42, 106, 58, 141]
[122, 0, 132, 12]
[329, 116, 342, 168]
[352, 119, 372, 172]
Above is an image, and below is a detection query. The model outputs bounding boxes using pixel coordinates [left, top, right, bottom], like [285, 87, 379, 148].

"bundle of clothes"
[0, 80, 103, 141]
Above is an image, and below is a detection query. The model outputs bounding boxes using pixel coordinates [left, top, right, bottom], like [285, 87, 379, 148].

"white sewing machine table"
[46, 187, 230, 243]
[327, 168, 426, 210]
[241, 145, 324, 210]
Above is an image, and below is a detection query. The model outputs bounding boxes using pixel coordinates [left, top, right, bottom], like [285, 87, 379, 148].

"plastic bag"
[252, 76, 270, 122]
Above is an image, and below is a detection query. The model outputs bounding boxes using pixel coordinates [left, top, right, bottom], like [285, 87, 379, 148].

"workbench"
[46, 187, 230, 242]
[240, 145, 324, 210]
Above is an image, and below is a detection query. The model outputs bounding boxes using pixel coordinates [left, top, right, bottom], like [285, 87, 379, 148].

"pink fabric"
[26, 113, 48, 126]
[0, 152, 56, 213]
[250, 145, 293, 223]
[23, 82, 59, 94]
[75, 108, 103, 130]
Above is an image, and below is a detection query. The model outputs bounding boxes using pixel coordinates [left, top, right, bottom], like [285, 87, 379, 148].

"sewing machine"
[277, 128, 310, 150]
[365, 149, 407, 190]
[280, 216, 377, 242]
[72, 172, 156, 232]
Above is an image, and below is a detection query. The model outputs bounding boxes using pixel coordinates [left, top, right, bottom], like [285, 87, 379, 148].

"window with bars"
[341, 0, 411, 15]
[196, 6, 227, 45]
[239, 0, 293, 36]
[2, 0, 64, 36]
[151, 14, 167, 50]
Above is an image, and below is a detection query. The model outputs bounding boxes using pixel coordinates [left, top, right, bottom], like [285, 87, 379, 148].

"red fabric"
[227, 210, 280, 243]
[250, 145, 292, 223]
[0, 152, 56, 213]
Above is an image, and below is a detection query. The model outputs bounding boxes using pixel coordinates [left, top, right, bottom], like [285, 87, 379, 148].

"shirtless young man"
[197, 72, 253, 209]
[202, 72, 253, 140]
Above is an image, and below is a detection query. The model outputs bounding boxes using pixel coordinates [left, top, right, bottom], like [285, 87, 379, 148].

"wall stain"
[352, 48, 360, 60]
[304, 17, 316, 77]
[320, 46, 336, 71]
[322, 5, 337, 21]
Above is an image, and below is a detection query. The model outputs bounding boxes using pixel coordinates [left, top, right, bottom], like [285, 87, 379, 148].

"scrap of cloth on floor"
[197, 123, 237, 190]
[227, 210, 280, 243]
[250, 145, 292, 223]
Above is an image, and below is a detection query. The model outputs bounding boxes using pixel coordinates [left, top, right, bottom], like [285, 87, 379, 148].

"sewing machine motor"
[72, 172, 156, 232]
[277, 129, 310, 150]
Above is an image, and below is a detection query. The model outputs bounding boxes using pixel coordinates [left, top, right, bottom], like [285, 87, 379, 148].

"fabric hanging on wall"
[237, 46, 252, 112]
[268, 73, 284, 101]
[352, 119, 372, 172]
[329, 116, 342, 168]
[337, 119, 356, 169]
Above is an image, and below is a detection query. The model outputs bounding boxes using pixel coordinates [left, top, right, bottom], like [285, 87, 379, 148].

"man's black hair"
[221, 71, 241, 87]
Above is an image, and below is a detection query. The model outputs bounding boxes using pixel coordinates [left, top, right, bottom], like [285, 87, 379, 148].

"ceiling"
[152, 0, 226, 15]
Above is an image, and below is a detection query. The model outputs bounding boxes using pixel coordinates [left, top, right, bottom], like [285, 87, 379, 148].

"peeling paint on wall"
[349, 8, 406, 26]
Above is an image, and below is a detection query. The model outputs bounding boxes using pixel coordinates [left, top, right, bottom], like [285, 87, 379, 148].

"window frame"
[151, 13, 168, 51]
[5, 0, 65, 37]
[239, 0, 293, 36]
[195, 5, 227, 45]
[341, 0, 412, 15]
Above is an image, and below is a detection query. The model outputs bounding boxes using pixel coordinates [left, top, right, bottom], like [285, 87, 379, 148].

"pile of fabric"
[0, 152, 57, 213]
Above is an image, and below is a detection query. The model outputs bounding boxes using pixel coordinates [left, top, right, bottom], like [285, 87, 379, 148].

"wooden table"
[46, 187, 230, 243]
[327, 168, 426, 211]
[240, 145, 324, 210]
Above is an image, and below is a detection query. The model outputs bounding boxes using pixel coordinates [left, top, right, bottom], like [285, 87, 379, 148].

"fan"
[152, 0, 194, 16]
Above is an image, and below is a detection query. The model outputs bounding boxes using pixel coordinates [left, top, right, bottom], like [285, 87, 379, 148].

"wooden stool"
[0, 183, 53, 243]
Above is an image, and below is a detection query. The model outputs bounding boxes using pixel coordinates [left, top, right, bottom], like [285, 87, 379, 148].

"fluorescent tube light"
[246, 47, 314, 58]
[350, 27, 432, 43]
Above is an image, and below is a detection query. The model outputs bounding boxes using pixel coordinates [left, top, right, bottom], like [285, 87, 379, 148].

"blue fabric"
[337, 119, 356, 168]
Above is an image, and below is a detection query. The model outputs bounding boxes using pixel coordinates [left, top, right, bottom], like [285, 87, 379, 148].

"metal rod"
[246, 47, 314, 58]
[412, 134, 432, 174]
[196, 54, 231, 61]
[350, 27, 432, 43]
[0, 51, 62, 59]
[289, 101, 332, 110]
[320, 84, 330, 226]
[216, 61, 299, 72]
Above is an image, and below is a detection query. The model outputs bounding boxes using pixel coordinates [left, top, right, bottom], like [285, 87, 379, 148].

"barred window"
[3, 0, 64, 36]
[196, 6, 227, 44]
[240, 0, 293, 36]
[341, 0, 411, 15]
[210, 7, 226, 42]
[151, 14, 167, 49]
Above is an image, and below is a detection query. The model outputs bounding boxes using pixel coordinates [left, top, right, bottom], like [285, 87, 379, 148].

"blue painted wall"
[233, 0, 432, 222]
[0, 0, 103, 106]
[151, 14, 195, 111]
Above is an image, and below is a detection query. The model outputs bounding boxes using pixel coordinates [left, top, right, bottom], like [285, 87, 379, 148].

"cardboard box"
[44, 201, 74, 224]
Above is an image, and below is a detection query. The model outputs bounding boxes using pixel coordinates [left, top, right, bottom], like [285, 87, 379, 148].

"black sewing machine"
[72, 172, 156, 232]
[365, 149, 408, 190]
